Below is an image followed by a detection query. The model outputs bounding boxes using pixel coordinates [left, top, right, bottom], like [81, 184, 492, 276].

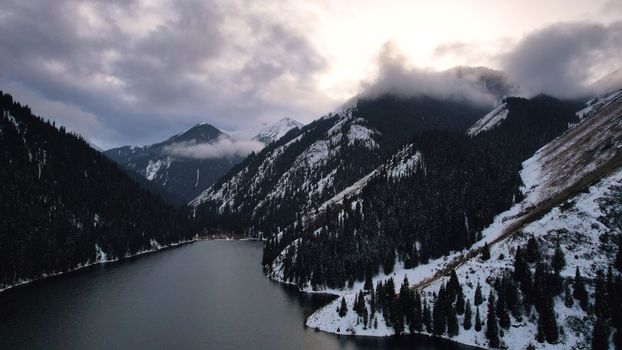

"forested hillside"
[264, 95, 580, 290]
[191, 95, 492, 236]
[0, 91, 192, 289]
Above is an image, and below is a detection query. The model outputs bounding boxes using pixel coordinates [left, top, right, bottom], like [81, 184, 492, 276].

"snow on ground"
[145, 156, 173, 181]
[298, 95, 622, 348]
[304, 166, 622, 348]
[467, 103, 509, 136]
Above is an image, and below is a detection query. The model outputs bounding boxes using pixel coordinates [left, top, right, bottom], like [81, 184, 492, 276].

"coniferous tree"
[573, 267, 588, 311]
[526, 236, 540, 263]
[552, 243, 566, 273]
[432, 288, 447, 336]
[456, 289, 466, 315]
[482, 242, 491, 261]
[423, 298, 432, 333]
[463, 300, 473, 330]
[594, 270, 610, 320]
[496, 290, 511, 330]
[486, 291, 500, 348]
[411, 290, 423, 332]
[364, 271, 373, 291]
[592, 317, 610, 350]
[475, 306, 482, 332]
[474, 282, 484, 306]
[616, 238, 622, 273]
[338, 297, 348, 317]
[447, 302, 459, 337]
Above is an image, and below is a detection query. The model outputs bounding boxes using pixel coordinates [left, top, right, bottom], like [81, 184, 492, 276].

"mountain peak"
[252, 118, 304, 144]
[168, 122, 223, 145]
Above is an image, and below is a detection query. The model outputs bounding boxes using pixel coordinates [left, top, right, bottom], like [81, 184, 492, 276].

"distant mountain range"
[104, 118, 303, 205]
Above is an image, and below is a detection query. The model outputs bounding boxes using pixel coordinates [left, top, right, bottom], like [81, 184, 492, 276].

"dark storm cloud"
[502, 21, 622, 98]
[0, 0, 329, 148]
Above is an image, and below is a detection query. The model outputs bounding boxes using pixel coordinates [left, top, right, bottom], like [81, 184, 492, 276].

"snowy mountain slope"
[252, 117, 304, 144]
[301, 90, 622, 349]
[105, 123, 245, 204]
[467, 103, 509, 136]
[263, 94, 580, 290]
[190, 95, 489, 236]
[308, 167, 622, 349]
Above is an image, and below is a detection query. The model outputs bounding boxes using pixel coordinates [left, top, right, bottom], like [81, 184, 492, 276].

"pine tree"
[616, 238, 622, 273]
[411, 290, 423, 332]
[447, 302, 459, 337]
[463, 300, 473, 330]
[432, 291, 446, 335]
[482, 242, 491, 261]
[496, 290, 511, 330]
[526, 236, 540, 263]
[536, 317, 545, 343]
[364, 271, 373, 291]
[573, 267, 588, 311]
[592, 317, 610, 350]
[552, 243, 566, 273]
[456, 289, 466, 315]
[423, 298, 432, 332]
[594, 270, 610, 320]
[475, 306, 482, 332]
[474, 282, 484, 306]
[338, 297, 348, 317]
[486, 291, 500, 348]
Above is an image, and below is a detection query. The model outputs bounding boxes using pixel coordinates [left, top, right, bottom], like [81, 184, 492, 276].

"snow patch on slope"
[467, 103, 509, 136]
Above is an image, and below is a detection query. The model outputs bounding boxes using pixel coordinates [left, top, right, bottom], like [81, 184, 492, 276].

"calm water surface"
[0, 240, 478, 350]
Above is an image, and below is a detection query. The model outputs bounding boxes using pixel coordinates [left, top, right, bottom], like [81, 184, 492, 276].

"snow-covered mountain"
[293, 90, 622, 349]
[252, 118, 304, 144]
[189, 95, 492, 236]
[105, 123, 245, 205]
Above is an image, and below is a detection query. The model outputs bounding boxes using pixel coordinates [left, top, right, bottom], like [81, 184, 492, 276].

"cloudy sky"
[1, 0, 621, 149]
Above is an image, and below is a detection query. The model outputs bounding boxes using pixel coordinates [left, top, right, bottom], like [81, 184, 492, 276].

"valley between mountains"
[2, 80, 622, 350]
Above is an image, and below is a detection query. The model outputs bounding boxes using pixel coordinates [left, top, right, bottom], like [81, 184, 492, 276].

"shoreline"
[0, 237, 201, 294]
[267, 272, 486, 350]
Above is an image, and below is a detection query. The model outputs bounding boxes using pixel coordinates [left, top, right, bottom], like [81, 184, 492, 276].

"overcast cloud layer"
[0, 0, 620, 149]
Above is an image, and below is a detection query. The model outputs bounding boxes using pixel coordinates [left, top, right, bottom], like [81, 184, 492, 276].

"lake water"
[0, 240, 478, 350]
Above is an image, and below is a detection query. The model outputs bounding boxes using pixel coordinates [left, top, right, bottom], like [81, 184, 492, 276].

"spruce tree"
[594, 270, 610, 320]
[486, 291, 500, 348]
[411, 290, 423, 332]
[456, 289, 466, 315]
[592, 317, 610, 350]
[482, 242, 491, 261]
[447, 303, 459, 337]
[432, 295, 446, 335]
[475, 307, 482, 332]
[496, 290, 511, 329]
[423, 298, 432, 332]
[338, 297, 348, 317]
[464, 300, 473, 330]
[526, 236, 540, 263]
[552, 243, 566, 273]
[474, 282, 484, 306]
[573, 267, 588, 311]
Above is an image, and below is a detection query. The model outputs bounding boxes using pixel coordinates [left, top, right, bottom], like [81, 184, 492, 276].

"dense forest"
[0, 91, 192, 288]
[192, 95, 491, 236]
[335, 237, 622, 349]
[264, 95, 581, 289]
